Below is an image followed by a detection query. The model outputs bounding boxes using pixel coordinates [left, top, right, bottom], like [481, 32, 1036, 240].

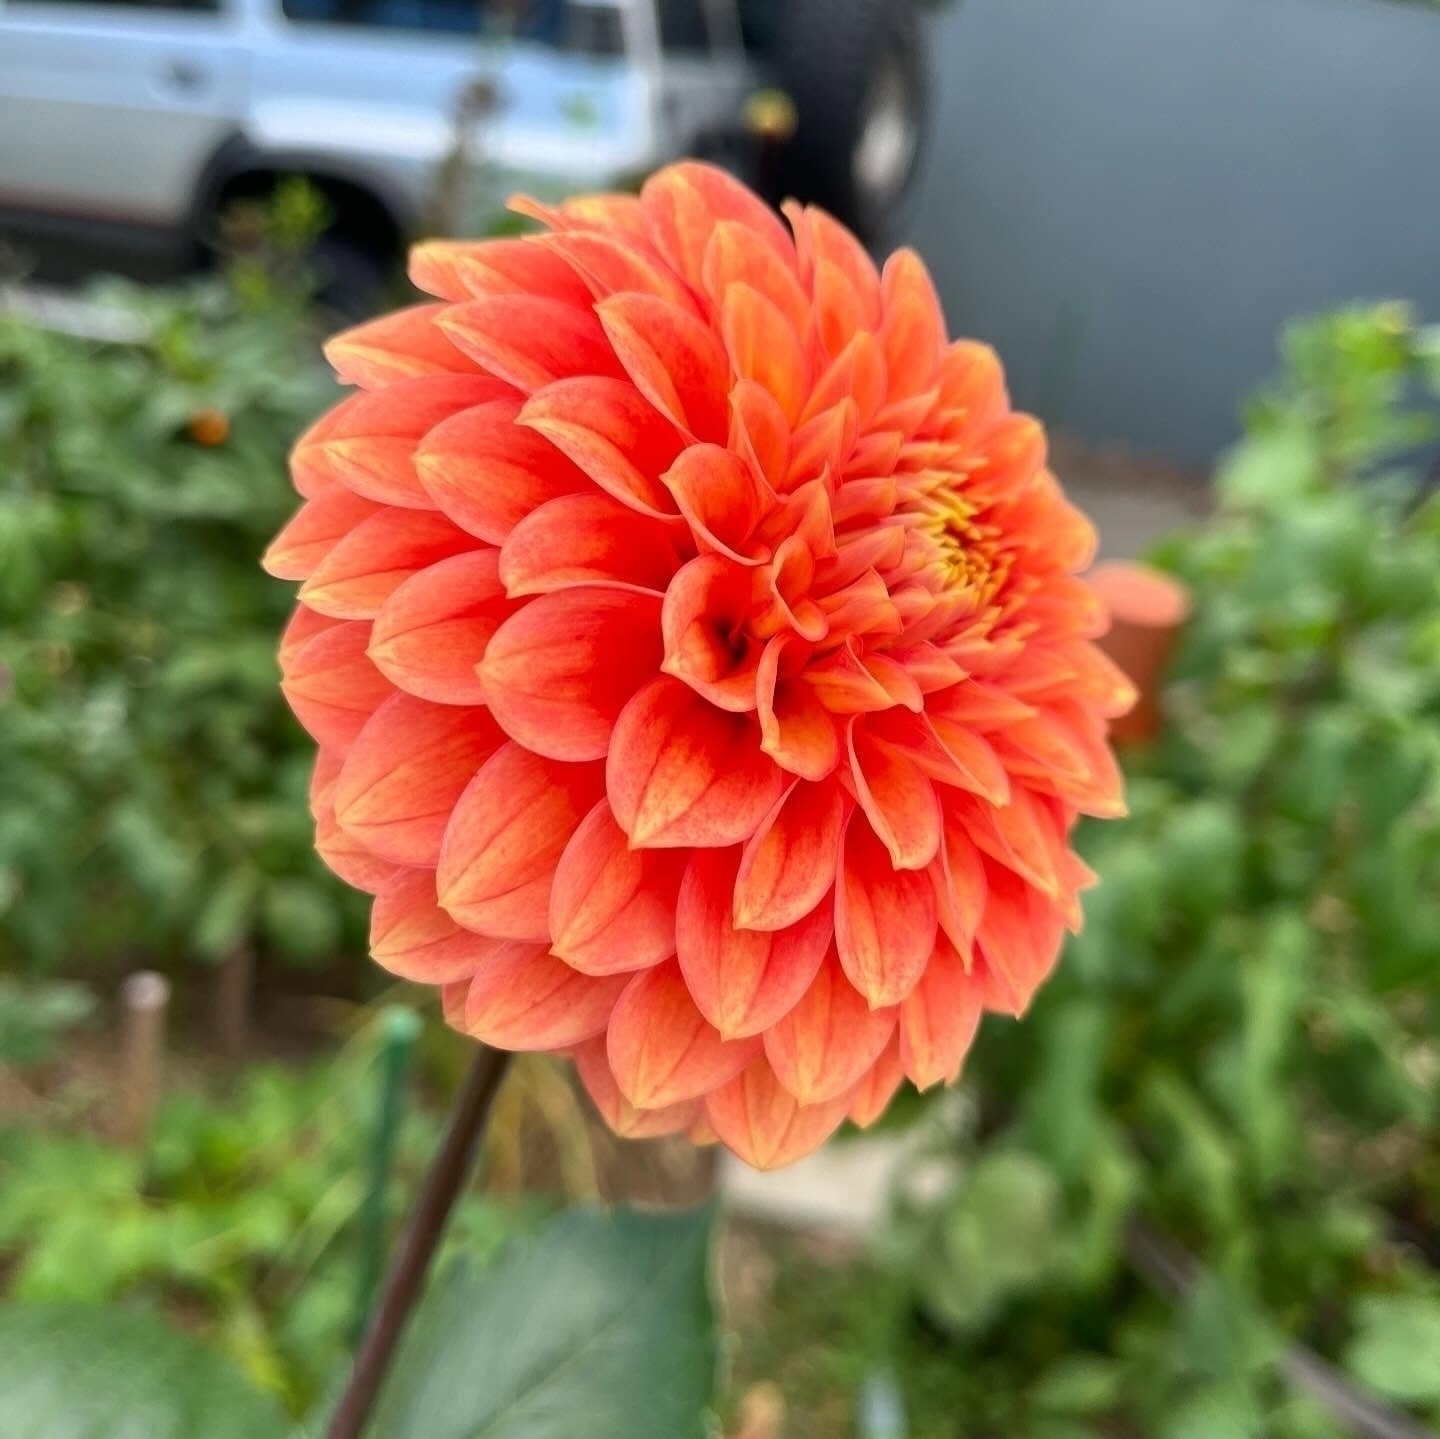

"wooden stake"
[119, 971, 170, 1146]
[214, 945, 254, 1059]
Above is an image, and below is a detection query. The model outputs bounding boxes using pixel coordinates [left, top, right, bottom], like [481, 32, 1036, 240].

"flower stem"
[326, 1044, 513, 1439]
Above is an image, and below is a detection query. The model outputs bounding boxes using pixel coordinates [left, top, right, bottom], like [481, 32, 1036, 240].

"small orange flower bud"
[187, 408, 230, 447]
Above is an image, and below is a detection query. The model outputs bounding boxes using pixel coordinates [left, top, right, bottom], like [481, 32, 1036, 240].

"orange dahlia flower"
[265, 163, 1131, 1169]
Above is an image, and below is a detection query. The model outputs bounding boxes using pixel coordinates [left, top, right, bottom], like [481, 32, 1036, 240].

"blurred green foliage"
[0, 1020, 543, 1414]
[0, 240, 367, 977]
[0, 975, 94, 1067]
[878, 303, 1440, 1437]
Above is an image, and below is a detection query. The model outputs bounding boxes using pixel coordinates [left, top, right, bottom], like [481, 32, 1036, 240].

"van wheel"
[311, 234, 391, 322]
[771, 0, 927, 245]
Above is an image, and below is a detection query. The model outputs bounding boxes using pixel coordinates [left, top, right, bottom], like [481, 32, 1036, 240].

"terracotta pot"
[1089, 561, 1192, 745]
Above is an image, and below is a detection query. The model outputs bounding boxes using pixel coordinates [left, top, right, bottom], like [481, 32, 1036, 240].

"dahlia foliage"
[265, 164, 1130, 1168]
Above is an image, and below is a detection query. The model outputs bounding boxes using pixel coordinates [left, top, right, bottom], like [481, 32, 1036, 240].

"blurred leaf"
[0, 1303, 288, 1437]
[194, 866, 260, 960]
[1214, 422, 1320, 510]
[1343, 1294, 1440, 1403]
[0, 976, 93, 1067]
[1031, 1356, 1123, 1415]
[1236, 911, 1311, 1183]
[361, 1206, 718, 1439]
[921, 1152, 1062, 1336]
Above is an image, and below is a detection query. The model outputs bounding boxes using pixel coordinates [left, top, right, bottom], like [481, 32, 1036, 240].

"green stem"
[349, 1007, 422, 1347]
[326, 1044, 512, 1439]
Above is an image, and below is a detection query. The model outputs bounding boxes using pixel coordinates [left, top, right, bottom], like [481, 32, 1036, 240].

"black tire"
[770, 0, 928, 245]
[310, 233, 392, 322]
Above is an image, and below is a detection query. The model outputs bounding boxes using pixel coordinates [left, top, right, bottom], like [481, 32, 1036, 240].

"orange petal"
[548, 800, 683, 976]
[764, 952, 897, 1104]
[848, 722, 941, 871]
[848, 1036, 906, 1130]
[729, 379, 791, 494]
[416, 398, 589, 545]
[299, 509, 479, 620]
[787, 399, 858, 490]
[785, 201, 882, 330]
[370, 868, 502, 984]
[309, 748, 344, 818]
[368, 549, 520, 706]
[663, 444, 770, 564]
[479, 588, 663, 762]
[298, 375, 517, 509]
[520, 377, 683, 518]
[280, 619, 396, 750]
[945, 785, 1063, 899]
[500, 493, 682, 597]
[925, 716, 1012, 804]
[757, 638, 842, 782]
[641, 161, 794, 285]
[705, 1057, 851, 1170]
[702, 220, 810, 335]
[804, 330, 886, 430]
[263, 489, 383, 581]
[835, 812, 937, 1007]
[974, 862, 1065, 1017]
[722, 283, 808, 424]
[437, 295, 625, 392]
[879, 249, 945, 401]
[676, 846, 832, 1040]
[930, 680, 1038, 731]
[607, 677, 785, 849]
[596, 293, 731, 444]
[333, 695, 504, 866]
[511, 189, 650, 239]
[315, 803, 401, 895]
[900, 936, 984, 1090]
[408, 237, 595, 306]
[281, 604, 340, 669]
[461, 943, 629, 1051]
[932, 808, 988, 958]
[936, 341, 1008, 445]
[436, 743, 605, 942]
[660, 555, 764, 713]
[607, 959, 760, 1109]
[537, 230, 701, 313]
[733, 778, 845, 931]
[572, 1038, 700, 1139]
[805, 641, 916, 715]
[325, 303, 481, 388]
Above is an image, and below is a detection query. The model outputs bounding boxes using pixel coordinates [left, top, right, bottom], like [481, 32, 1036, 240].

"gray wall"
[909, 0, 1440, 465]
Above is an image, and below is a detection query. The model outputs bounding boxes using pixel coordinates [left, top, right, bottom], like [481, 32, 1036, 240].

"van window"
[279, 0, 616, 46]
[658, 0, 708, 54]
[14, 0, 220, 11]
[281, 0, 488, 34]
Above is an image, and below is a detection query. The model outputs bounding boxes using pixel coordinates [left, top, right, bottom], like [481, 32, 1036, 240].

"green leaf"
[1214, 422, 1321, 511]
[1031, 1356, 1123, 1415]
[364, 1205, 718, 1439]
[1343, 1294, 1440, 1403]
[1236, 911, 1311, 1182]
[0, 1303, 289, 1437]
[921, 1152, 1062, 1336]
[263, 879, 340, 964]
[0, 977, 94, 1067]
[193, 866, 260, 960]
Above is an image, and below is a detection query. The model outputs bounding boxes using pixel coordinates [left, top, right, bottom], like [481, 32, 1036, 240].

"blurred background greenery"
[0, 203, 1437, 1436]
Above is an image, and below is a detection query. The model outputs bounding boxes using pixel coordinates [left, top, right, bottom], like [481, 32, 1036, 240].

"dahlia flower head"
[266, 163, 1131, 1169]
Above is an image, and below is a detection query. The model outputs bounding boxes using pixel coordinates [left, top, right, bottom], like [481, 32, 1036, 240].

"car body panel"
[0, 0, 754, 244]
[0, 1, 251, 225]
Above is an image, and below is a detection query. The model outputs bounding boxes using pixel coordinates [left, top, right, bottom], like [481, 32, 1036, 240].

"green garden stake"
[350, 1006, 423, 1347]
